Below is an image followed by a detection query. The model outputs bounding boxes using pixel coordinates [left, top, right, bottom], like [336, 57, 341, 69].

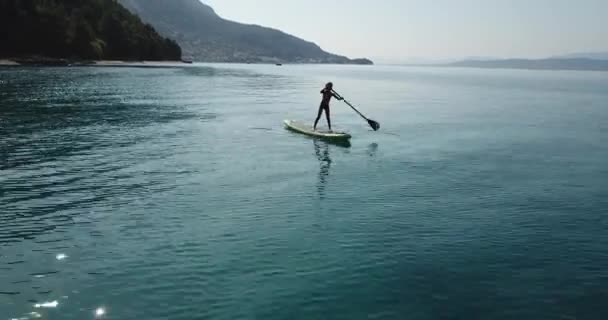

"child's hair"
[325, 82, 333, 88]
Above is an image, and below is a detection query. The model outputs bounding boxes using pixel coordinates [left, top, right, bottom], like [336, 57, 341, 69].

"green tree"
[0, 0, 182, 61]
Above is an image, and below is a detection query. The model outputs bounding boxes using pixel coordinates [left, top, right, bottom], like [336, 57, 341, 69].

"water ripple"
[1, 65, 608, 319]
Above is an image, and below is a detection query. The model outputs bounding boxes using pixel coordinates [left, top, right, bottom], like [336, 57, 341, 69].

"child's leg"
[324, 107, 331, 130]
[313, 105, 324, 129]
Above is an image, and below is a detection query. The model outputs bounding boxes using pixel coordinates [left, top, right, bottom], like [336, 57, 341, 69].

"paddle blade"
[368, 119, 380, 131]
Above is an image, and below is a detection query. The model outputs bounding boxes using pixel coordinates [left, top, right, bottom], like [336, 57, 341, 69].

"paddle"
[332, 90, 380, 131]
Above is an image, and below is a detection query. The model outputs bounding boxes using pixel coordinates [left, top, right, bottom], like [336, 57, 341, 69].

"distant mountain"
[551, 52, 608, 60]
[459, 56, 501, 62]
[0, 0, 181, 61]
[118, 0, 372, 64]
[448, 58, 608, 71]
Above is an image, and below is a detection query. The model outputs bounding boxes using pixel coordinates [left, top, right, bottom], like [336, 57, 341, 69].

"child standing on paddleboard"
[314, 82, 342, 132]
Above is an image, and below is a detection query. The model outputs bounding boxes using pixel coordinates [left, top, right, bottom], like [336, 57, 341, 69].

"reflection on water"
[95, 306, 106, 317]
[55, 254, 68, 261]
[367, 143, 379, 157]
[313, 139, 332, 199]
[34, 300, 59, 308]
[313, 139, 354, 199]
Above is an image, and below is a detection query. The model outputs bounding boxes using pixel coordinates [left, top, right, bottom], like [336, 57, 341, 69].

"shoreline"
[4, 59, 605, 72]
[0, 59, 20, 66]
[0, 58, 189, 68]
[0, 58, 373, 68]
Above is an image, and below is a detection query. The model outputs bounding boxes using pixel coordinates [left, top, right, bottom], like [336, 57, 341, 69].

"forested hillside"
[0, 0, 182, 61]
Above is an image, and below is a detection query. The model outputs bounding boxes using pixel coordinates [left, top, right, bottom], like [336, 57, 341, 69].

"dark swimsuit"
[320, 89, 334, 109]
[314, 88, 337, 129]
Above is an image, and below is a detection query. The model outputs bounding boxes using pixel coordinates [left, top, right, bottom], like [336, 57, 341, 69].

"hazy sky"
[204, 0, 608, 62]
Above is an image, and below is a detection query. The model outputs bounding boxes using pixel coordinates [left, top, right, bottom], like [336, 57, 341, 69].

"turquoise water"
[1, 64, 607, 320]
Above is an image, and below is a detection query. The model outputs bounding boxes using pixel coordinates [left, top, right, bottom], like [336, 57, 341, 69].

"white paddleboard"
[284, 120, 351, 140]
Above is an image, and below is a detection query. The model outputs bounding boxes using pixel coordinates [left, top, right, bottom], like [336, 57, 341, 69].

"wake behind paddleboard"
[284, 120, 351, 141]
